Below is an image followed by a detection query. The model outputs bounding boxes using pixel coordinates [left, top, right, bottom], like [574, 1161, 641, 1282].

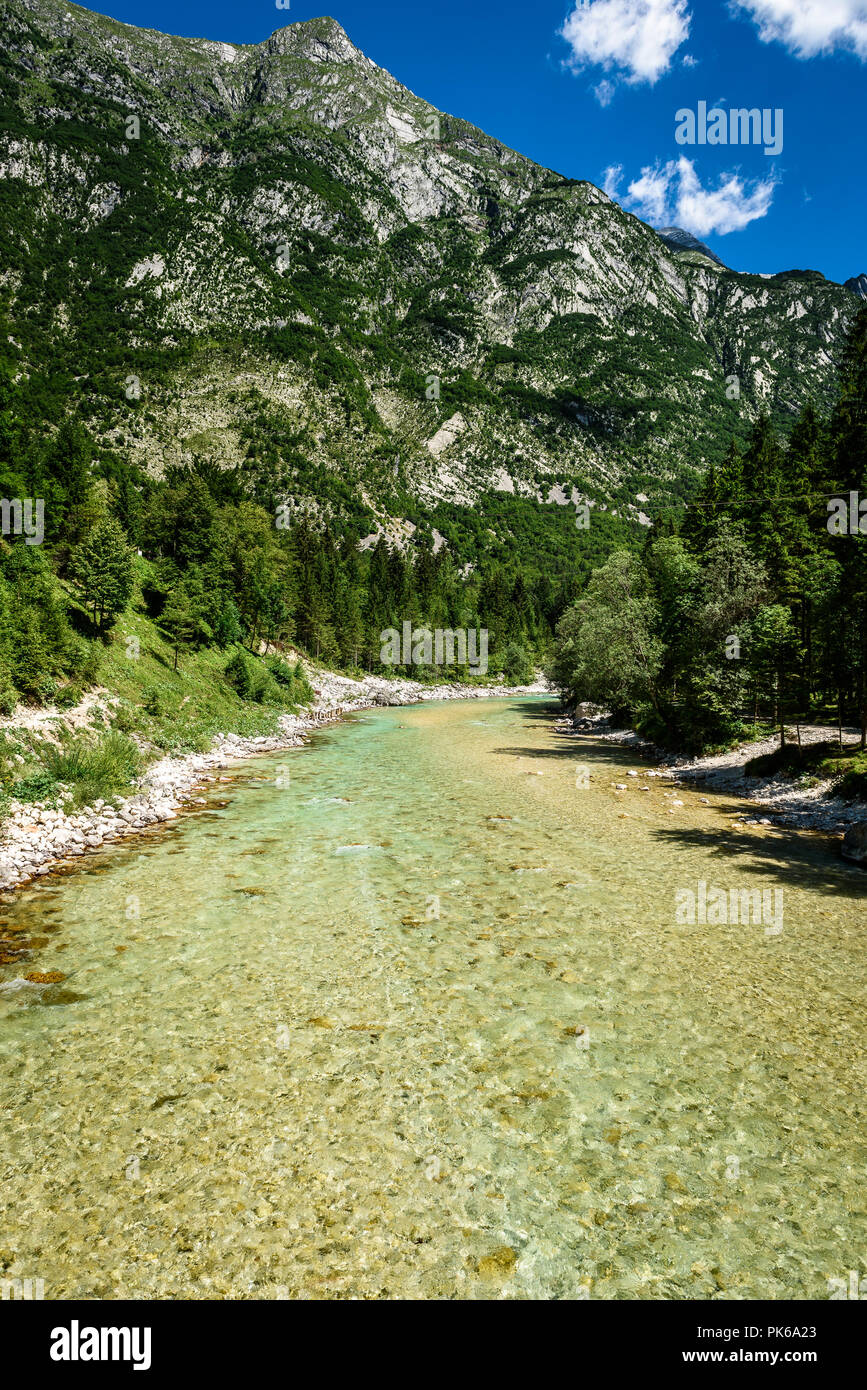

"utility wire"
[647, 488, 862, 513]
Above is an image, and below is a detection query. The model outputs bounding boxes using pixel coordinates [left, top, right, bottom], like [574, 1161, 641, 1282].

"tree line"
[0, 380, 560, 709]
[550, 304, 867, 754]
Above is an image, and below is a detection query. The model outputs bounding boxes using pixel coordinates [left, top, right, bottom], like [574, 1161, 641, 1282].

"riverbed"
[0, 698, 864, 1299]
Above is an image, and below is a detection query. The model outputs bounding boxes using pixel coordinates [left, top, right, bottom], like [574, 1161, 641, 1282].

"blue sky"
[86, 1, 864, 282]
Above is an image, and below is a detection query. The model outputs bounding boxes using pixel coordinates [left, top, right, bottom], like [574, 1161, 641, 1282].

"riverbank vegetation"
[3, 279, 866, 807]
[550, 304, 867, 761]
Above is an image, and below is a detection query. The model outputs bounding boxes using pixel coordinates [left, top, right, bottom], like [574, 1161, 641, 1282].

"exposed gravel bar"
[555, 710, 867, 859]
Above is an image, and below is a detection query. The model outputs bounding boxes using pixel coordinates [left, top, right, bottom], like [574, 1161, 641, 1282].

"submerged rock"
[476, 1246, 517, 1280]
[842, 823, 867, 864]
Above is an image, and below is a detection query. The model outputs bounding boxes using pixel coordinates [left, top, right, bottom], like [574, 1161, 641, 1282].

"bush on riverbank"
[224, 648, 313, 707]
[742, 739, 867, 800]
[0, 729, 142, 820]
[45, 731, 142, 810]
[0, 598, 317, 814]
[835, 754, 867, 801]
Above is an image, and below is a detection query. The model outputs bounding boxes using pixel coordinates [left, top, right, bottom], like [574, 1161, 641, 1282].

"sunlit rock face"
[1, 1, 857, 522]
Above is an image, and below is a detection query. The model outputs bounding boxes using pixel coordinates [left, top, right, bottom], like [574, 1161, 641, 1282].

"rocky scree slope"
[0, 0, 858, 538]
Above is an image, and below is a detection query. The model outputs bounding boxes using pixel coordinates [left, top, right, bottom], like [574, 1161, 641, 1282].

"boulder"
[841, 823, 867, 864]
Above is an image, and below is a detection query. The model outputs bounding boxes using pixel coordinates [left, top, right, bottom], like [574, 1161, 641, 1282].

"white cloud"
[674, 158, 778, 234]
[560, 0, 691, 85]
[594, 78, 617, 105]
[602, 163, 624, 198]
[626, 163, 673, 222]
[613, 156, 778, 234]
[733, 1, 867, 59]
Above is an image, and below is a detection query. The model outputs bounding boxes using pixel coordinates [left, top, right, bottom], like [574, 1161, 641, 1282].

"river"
[1, 697, 864, 1299]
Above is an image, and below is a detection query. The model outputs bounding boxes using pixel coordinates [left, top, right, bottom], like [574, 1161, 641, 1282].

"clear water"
[1, 698, 865, 1300]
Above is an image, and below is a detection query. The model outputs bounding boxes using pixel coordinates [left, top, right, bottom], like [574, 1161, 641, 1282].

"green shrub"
[0, 677, 17, 716]
[45, 731, 141, 809]
[142, 688, 164, 717]
[11, 770, 59, 804]
[249, 665, 273, 703]
[265, 656, 294, 688]
[832, 753, 867, 802]
[290, 660, 314, 706]
[745, 740, 849, 780]
[35, 677, 57, 705]
[265, 656, 313, 705]
[225, 649, 253, 698]
[112, 704, 137, 732]
[502, 642, 534, 685]
[55, 682, 84, 709]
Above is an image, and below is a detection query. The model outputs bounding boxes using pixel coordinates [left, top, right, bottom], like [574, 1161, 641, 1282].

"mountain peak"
[656, 227, 727, 269]
[2, 0, 858, 524]
[267, 15, 364, 64]
[844, 273, 867, 298]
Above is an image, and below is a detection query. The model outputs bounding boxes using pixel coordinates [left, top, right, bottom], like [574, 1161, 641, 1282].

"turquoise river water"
[0, 697, 864, 1299]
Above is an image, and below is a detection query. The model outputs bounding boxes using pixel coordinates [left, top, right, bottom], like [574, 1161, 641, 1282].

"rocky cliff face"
[0, 0, 857, 531]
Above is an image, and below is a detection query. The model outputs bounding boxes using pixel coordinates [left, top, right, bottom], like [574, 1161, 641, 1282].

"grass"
[45, 730, 142, 810]
[0, 585, 315, 817]
[743, 738, 867, 800]
[91, 590, 313, 757]
[0, 730, 142, 816]
[835, 755, 867, 800]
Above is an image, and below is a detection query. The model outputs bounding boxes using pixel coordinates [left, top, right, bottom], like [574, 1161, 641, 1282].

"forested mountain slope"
[0, 0, 857, 542]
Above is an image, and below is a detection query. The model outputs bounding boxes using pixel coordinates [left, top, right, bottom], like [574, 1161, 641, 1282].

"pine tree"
[71, 515, 134, 633]
[829, 303, 867, 743]
[158, 587, 200, 672]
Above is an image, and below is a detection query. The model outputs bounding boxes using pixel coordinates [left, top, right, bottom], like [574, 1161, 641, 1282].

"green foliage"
[44, 730, 142, 809]
[265, 655, 314, 706]
[11, 769, 58, 803]
[225, 648, 254, 699]
[549, 551, 664, 716]
[836, 754, 867, 801]
[71, 515, 135, 632]
[550, 303, 867, 753]
[500, 641, 535, 685]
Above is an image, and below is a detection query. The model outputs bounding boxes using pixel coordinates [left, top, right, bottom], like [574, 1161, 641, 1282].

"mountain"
[655, 227, 727, 269]
[845, 274, 867, 299]
[0, 0, 858, 547]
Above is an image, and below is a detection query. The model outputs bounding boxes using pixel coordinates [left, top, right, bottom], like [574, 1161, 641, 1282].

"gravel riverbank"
[555, 710, 867, 862]
[0, 674, 549, 893]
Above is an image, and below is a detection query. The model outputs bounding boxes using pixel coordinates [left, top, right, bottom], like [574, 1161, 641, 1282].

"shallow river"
[1, 698, 865, 1300]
